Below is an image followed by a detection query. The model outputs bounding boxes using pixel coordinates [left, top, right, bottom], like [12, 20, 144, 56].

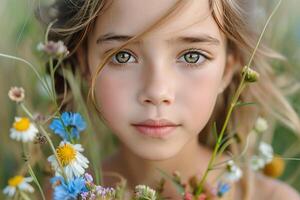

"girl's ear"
[218, 54, 238, 94]
[76, 45, 91, 84]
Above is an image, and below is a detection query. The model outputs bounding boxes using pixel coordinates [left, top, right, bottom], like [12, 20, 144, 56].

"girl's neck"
[102, 136, 227, 193]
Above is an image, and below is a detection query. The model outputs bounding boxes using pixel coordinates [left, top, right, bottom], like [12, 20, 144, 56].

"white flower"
[258, 142, 273, 163]
[250, 155, 265, 171]
[250, 142, 273, 171]
[8, 87, 25, 103]
[254, 117, 268, 133]
[48, 141, 89, 180]
[3, 176, 34, 197]
[223, 160, 243, 182]
[10, 117, 39, 142]
[135, 185, 156, 200]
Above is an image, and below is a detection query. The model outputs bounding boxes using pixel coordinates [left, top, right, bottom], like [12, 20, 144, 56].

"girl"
[41, 0, 300, 199]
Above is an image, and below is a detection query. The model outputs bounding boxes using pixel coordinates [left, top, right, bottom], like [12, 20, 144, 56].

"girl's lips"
[132, 125, 179, 138]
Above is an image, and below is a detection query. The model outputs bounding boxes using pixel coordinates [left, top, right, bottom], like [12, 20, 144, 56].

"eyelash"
[109, 48, 212, 68]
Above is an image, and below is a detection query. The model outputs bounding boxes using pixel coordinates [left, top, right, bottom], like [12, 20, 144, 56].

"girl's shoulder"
[252, 172, 300, 200]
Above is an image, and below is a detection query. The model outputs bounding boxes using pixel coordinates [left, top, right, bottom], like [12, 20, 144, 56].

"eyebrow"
[96, 33, 221, 45]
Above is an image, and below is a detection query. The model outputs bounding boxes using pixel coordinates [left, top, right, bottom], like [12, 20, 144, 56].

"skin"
[75, 0, 300, 199]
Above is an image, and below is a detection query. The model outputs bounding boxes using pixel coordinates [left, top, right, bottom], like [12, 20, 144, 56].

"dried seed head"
[8, 87, 25, 103]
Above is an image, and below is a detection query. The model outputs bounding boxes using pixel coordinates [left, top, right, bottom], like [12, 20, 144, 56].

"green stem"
[21, 143, 46, 200]
[19, 103, 68, 181]
[193, 1, 282, 197]
[0, 53, 52, 98]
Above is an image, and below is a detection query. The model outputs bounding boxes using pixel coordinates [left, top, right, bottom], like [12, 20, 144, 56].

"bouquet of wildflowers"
[0, 0, 296, 199]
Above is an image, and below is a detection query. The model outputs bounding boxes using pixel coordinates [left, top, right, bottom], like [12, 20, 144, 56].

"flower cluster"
[37, 40, 69, 58]
[80, 173, 116, 200]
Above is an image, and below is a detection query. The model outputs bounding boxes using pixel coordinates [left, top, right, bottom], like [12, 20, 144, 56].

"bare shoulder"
[254, 172, 300, 200]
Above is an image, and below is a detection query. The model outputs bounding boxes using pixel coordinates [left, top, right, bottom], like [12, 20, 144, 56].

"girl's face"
[86, 0, 231, 160]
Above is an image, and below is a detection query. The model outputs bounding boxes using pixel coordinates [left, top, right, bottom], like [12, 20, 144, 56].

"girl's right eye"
[111, 51, 136, 65]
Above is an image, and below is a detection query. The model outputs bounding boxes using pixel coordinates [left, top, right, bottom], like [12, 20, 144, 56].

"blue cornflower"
[51, 176, 88, 200]
[49, 112, 86, 141]
[217, 181, 231, 197]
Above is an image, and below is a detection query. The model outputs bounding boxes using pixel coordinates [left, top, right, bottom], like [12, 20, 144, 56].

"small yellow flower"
[263, 155, 285, 178]
[10, 117, 38, 143]
[3, 176, 34, 197]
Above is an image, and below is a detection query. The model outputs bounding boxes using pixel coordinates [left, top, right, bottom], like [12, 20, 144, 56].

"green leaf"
[234, 101, 258, 109]
[212, 122, 218, 140]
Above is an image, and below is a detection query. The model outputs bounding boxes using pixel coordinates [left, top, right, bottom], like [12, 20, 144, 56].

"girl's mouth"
[131, 118, 180, 138]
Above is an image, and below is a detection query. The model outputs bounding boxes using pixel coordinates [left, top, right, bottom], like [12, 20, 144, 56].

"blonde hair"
[39, 0, 300, 199]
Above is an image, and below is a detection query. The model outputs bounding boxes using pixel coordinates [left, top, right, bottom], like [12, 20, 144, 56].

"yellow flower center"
[8, 176, 24, 187]
[13, 118, 30, 131]
[56, 144, 76, 166]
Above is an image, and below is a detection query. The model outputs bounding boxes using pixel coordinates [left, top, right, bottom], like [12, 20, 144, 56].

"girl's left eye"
[178, 50, 209, 66]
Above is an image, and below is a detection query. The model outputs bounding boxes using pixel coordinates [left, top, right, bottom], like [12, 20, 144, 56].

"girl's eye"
[111, 51, 136, 64]
[178, 50, 209, 66]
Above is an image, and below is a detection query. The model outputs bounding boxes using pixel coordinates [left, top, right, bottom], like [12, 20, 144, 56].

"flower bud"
[242, 66, 260, 82]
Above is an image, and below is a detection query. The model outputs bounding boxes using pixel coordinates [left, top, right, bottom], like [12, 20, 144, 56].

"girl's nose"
[137, 67, 175, 107]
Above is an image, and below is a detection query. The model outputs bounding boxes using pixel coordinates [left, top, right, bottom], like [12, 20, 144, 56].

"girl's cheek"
[180, 66, 224, 134]
[94, 68, 135, 127]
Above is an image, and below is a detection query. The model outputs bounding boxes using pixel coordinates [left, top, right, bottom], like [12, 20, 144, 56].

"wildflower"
[258, 142, 273, 163]
[134, 185, 157, 200]
[51, 176, 87, 200]
[223, 160, 243, 182]
[10, 117, 39, 143]
[242, 66, 260, 82]
[250, 155, 265, 171]
[217, 181, 230, 197]
[95, 186, 115, 199]
[263, 155, 285, 178]
[49, 112, 86, 142]
[254, 117, 268, 133]
[37, 40, 69, 58]
[48, 141, 89, 180]
[84, 173, 94, 183]
[3, 176, 34, 197]
[8, 86, 25, 103]
[250, 142, 273, 171]
[80, 186, 115, 200]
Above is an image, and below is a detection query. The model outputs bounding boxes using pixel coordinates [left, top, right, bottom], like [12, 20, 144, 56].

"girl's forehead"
[91, 0, 224, 44]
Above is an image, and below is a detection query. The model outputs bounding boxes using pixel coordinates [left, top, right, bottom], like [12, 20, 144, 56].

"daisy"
[48, 141, 89, 180]
[10, 117, 39, 142]
[3, 175, 34, 197]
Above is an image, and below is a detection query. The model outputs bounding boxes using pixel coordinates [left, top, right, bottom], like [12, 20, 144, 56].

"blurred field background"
[0, 0, 300, 199]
